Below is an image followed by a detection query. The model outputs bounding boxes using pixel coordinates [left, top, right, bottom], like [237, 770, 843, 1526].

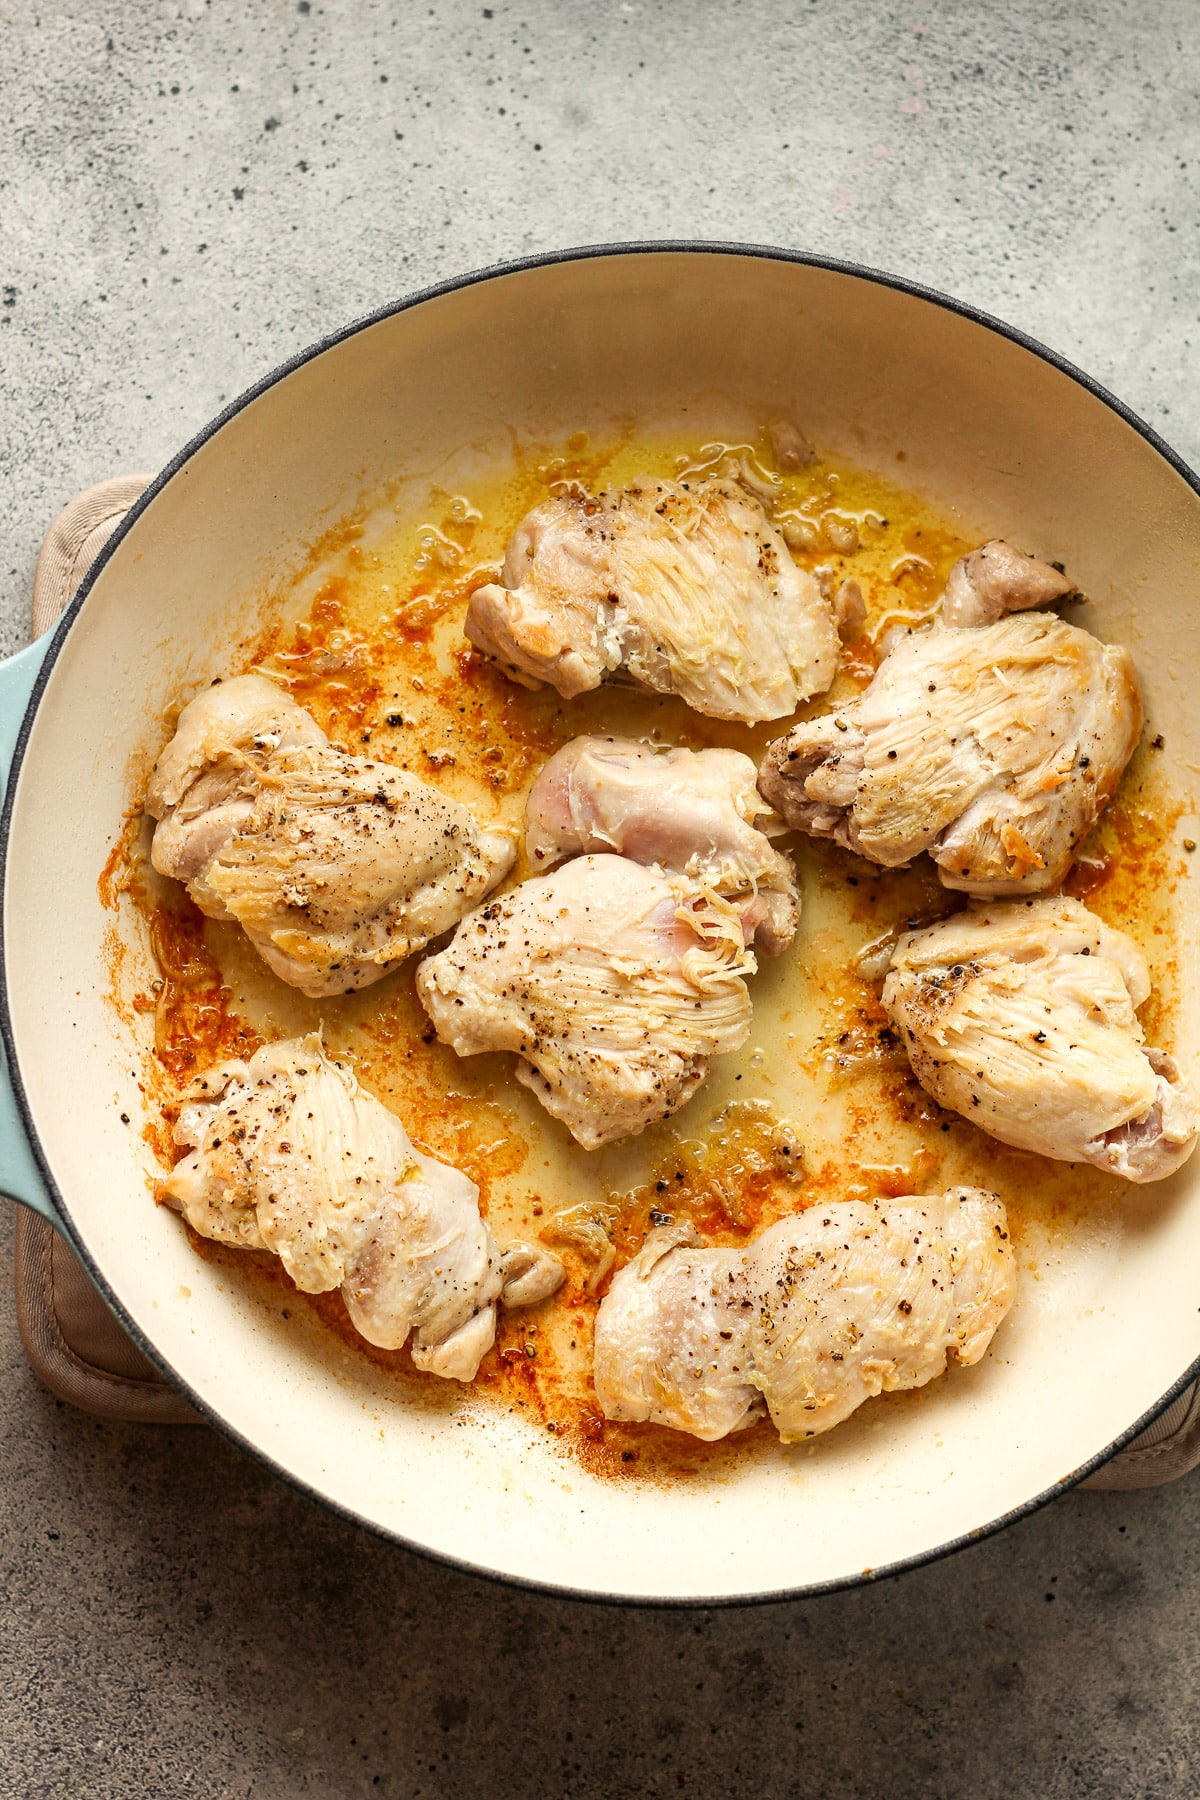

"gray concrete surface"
[2, 1, 1199, 1793]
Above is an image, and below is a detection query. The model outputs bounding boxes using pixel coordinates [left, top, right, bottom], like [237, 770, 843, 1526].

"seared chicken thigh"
[465, 476, 839, 723]
[147, 675, 514, 996]
[593, 1188, 1014, 1442]
[523, 736, 800, 955]
[759, 583, 1141, 894]
[882, 898, 1200, 1182]
[161, 1034, 562, 1379]
[416, 854, 755, 1149]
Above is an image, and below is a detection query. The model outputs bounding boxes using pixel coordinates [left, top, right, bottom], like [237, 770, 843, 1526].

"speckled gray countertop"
[3, 3, 1200, 1795]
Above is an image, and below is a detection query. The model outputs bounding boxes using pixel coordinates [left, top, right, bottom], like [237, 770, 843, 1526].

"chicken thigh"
[416, 854, 756, 1149]
[593, 1188, 1014, 1442]
[881, 898, 1200, 1182]
[523, 736, 800, 955]
[941, 538, 1076, 629]
[759, 546, 1141, 896]
[465, 476, 839, 723]
[161, 1034, 563, 1379]
[147, 675, 514, 997]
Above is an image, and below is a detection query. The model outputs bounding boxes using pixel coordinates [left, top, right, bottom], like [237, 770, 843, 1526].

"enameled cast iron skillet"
[3, 246, 1199, 1605]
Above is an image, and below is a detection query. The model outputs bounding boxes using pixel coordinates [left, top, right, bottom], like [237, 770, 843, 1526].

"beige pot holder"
[12, 480, 1199, 1481]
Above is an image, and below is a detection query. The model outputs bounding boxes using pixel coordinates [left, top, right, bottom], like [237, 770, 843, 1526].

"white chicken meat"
[161, 1034, 563, 1379]
[758, 542, 1142, 896]
[415, 854, 756, 1150]
[147, 675, 514, 997]
[523, 735, 800, 955]
[881, 897, 1200, 1182]
[465, 476, 839, 723]
[593, 1188, 1014, 1442]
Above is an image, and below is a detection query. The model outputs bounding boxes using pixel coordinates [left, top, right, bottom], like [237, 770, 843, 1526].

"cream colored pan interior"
[5, 249, 1200, 1602]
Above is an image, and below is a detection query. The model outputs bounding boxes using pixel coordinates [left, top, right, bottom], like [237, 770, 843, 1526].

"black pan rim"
[4, 237, 1200, 1611]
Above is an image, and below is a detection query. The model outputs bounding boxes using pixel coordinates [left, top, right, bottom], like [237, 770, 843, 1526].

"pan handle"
[0, 630, 66, 1230]
[0, 1040, 62, 1228]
